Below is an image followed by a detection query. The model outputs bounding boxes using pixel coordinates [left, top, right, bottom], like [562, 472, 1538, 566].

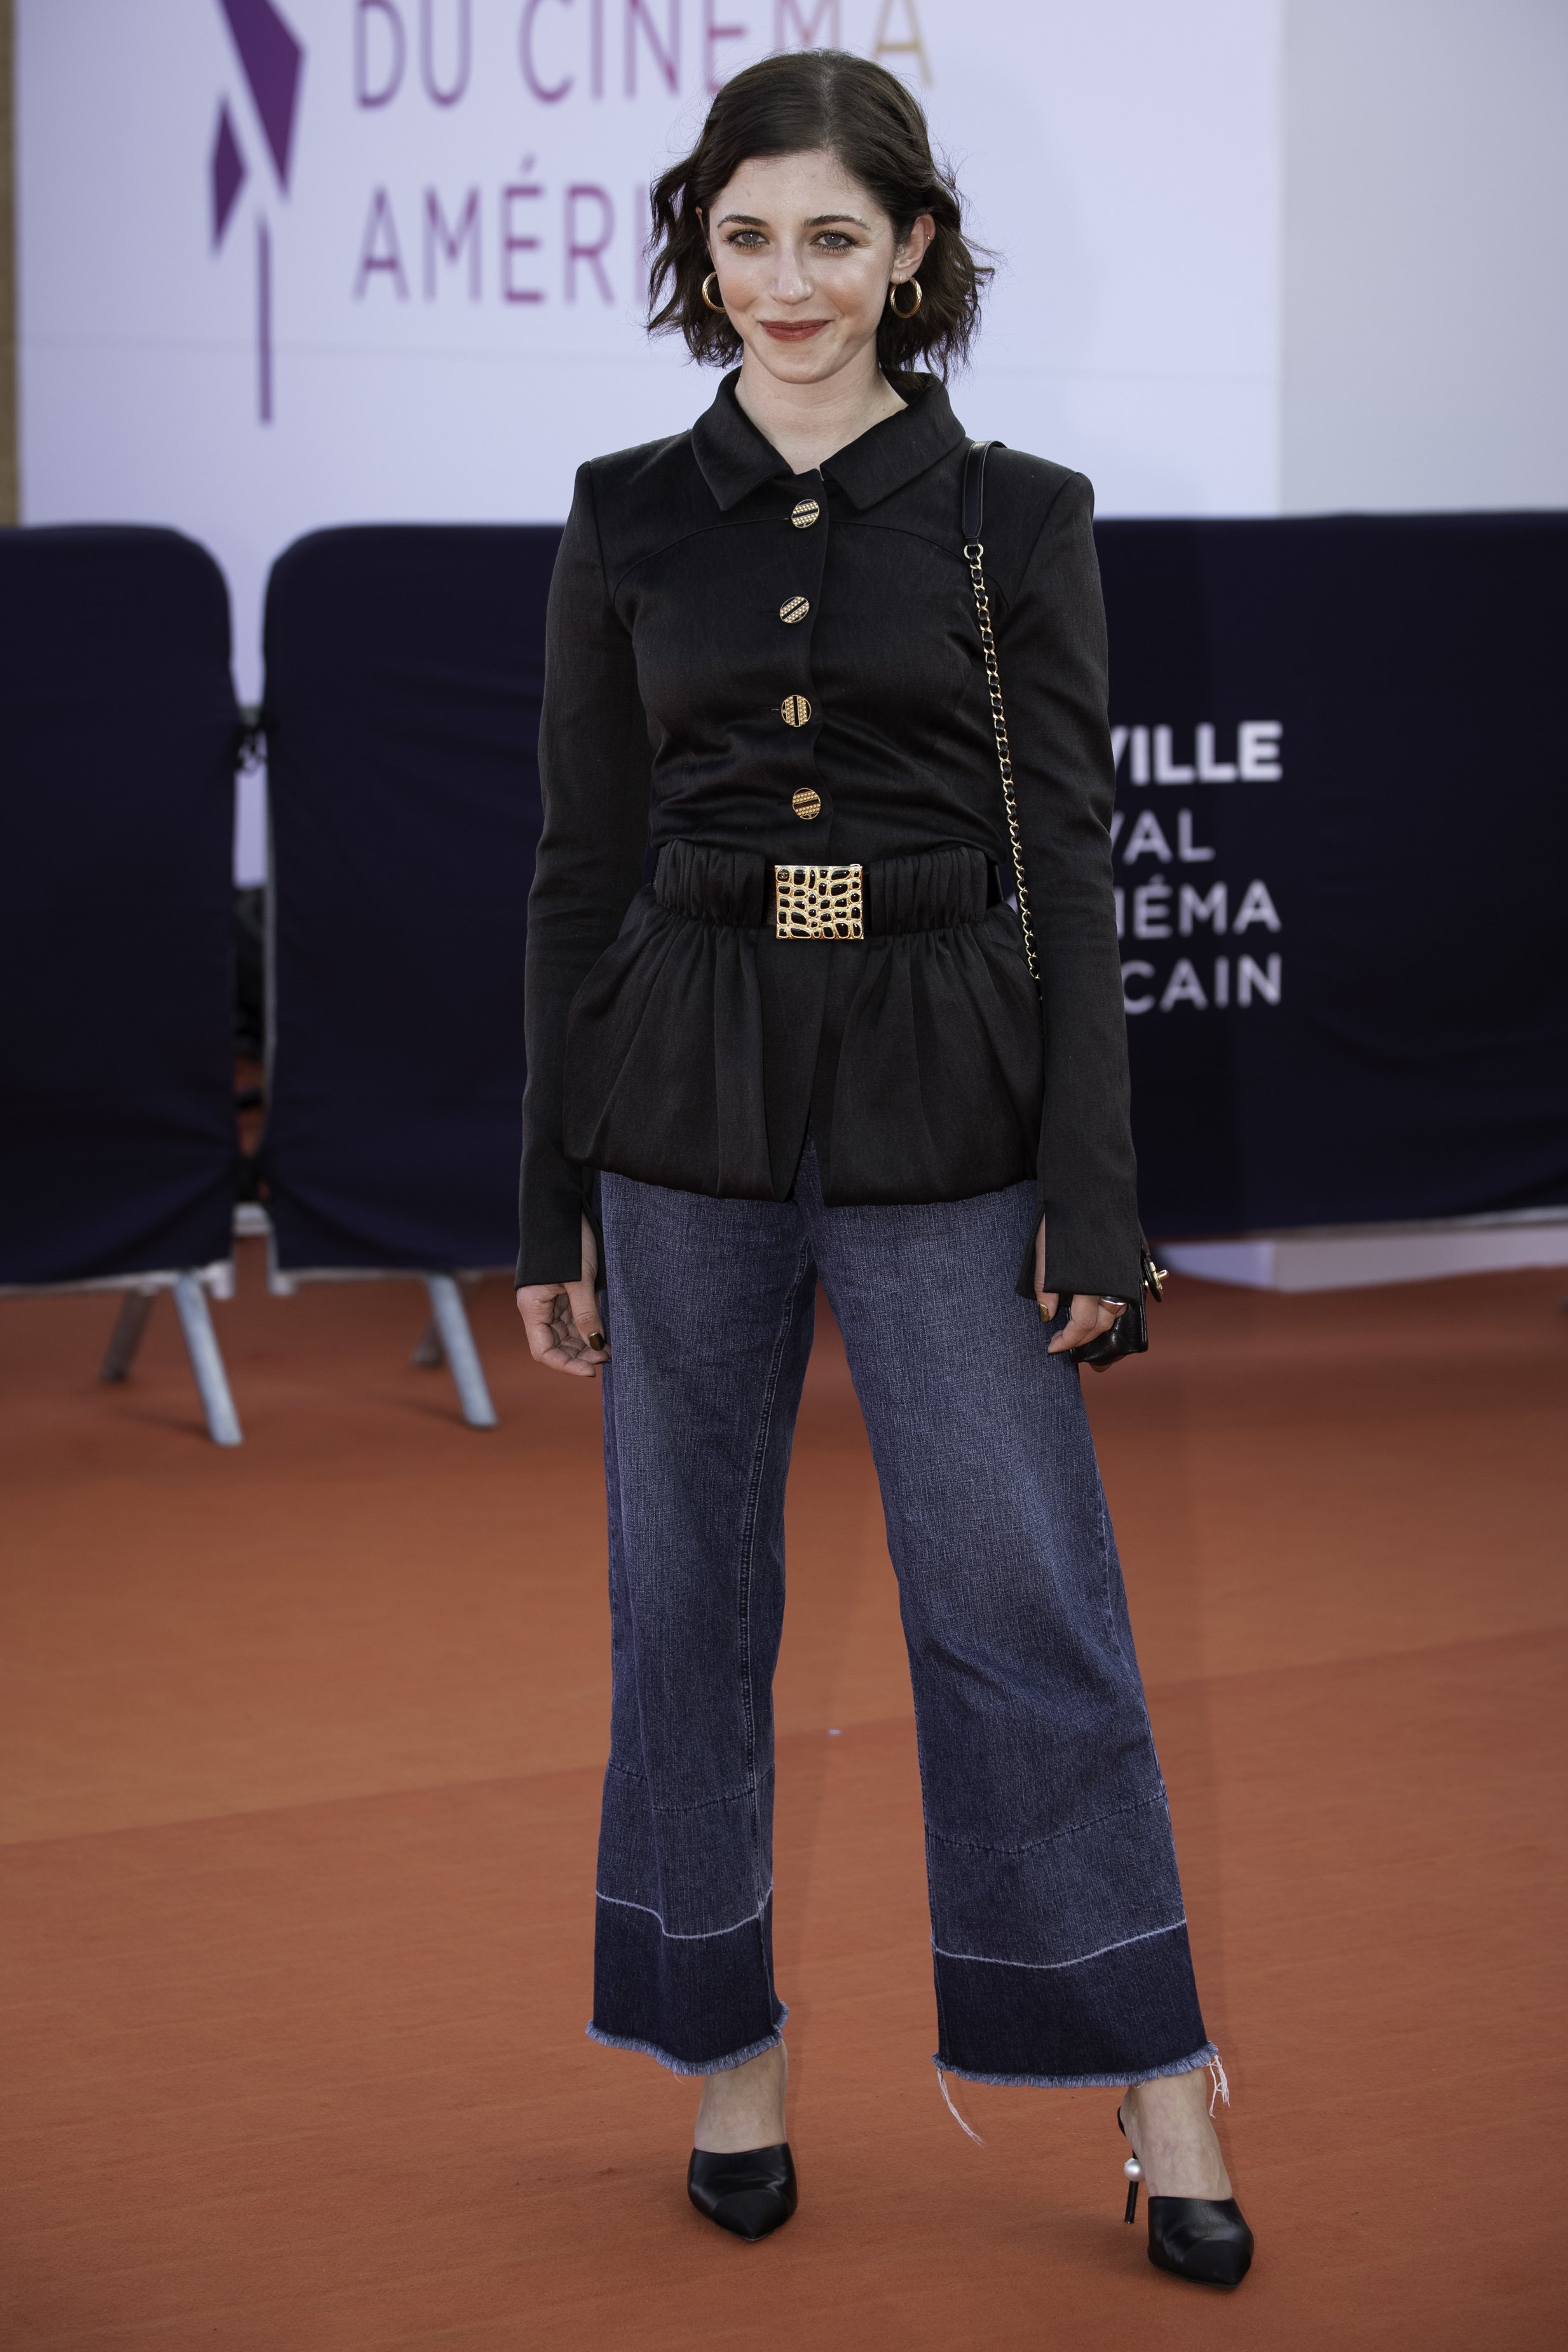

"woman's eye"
[726, 230, 765, 249]
[814, 233, 854, 251]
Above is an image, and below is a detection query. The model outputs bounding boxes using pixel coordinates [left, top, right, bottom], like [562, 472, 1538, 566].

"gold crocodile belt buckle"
[774, 863, 865, 941]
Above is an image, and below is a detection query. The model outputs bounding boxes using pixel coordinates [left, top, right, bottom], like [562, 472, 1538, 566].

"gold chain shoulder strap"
[964, 442, 1163, 1338]
[962, 441, 1039, 985]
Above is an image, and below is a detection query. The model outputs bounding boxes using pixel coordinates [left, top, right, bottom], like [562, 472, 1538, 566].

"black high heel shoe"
[687, 2143, 798, 2242]
[1119, 2105, 1253, 2287]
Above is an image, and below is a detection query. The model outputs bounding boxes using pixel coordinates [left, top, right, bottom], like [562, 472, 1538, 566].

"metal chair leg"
[411, 1318, 444, 1368]
[423, 1275, 497, 1429]
[172, 1273, 243, 1446]
[100, 1289, 156, 1381]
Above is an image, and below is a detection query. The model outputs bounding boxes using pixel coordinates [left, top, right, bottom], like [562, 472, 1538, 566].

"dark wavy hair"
[647, 50, 990, 378]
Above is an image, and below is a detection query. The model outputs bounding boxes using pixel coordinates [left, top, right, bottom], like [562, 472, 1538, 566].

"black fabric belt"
[654, 840, 997, 937]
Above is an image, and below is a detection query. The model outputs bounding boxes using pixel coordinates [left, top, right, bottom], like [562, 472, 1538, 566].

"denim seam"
[750, 1911, 777, 2028]
[595, 1885, 774, 1941]
[931, 1917, 1187, 1973]
[932, 2042, 1218, 2093]
[1096, 1478, 1124, 1660]
[733, 1243, 808, 1800]
[733, 1233, 814, 1931]
[604, 1765, 773, 1817]
[923, 1793, 1168, 1857]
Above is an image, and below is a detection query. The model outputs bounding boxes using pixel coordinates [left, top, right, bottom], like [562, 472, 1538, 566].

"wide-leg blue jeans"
[589, 1145, 1214, 2089]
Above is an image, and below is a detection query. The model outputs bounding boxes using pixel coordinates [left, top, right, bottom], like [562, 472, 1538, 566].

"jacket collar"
[692, 369, 967, 512]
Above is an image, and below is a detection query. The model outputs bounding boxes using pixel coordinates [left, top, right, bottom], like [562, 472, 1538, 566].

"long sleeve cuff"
[515, 1136, 589, 1287]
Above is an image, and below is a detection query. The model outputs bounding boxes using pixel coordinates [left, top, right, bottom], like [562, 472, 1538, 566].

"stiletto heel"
[1116, 2102, 1253, 2288]
[1118, 2105, 1142, 2223]
[686, 2143, 798, 2241]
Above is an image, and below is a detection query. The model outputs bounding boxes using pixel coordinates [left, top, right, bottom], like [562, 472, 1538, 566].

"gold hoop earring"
[888, 278, 924, 319]
[700, 272, 726, 314]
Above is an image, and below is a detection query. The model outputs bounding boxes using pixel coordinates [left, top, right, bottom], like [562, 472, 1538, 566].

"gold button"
[791, 788, 822, 820]
[790, 498, 821, 529]
[779, 596, 810, 626]
[781, 694, 812, 727]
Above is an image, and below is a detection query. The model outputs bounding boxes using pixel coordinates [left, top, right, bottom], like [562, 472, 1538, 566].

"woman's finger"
[566, 1276, 609, 1360]
[514, 1286, 559, 1357]
[1046, 1294, 1122, 1355]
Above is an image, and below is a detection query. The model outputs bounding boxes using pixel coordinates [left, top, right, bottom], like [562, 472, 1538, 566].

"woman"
[515, 48, 1252, 2289]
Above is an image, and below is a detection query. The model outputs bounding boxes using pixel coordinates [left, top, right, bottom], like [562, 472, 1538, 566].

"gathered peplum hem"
[562, 840, 1044, 1208]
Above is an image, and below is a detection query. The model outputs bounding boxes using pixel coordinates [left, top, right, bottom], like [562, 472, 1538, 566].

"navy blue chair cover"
[261, 526, 556, 1273]
[0, 526, 238, 1286]
[1094, 514, 1568, 1236]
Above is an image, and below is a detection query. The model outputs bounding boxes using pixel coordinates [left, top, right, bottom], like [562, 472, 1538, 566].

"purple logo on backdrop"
[210, 0, 304, 421]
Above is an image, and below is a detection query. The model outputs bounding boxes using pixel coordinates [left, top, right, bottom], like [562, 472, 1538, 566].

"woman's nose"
[769, 249, 813, 302]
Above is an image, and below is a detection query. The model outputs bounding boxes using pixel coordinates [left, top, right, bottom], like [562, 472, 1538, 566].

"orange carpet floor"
[2, 1248, 1564, 2349]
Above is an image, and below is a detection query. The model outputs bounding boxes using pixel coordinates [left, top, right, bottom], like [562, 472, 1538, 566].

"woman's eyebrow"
[713, 211, 872, 230]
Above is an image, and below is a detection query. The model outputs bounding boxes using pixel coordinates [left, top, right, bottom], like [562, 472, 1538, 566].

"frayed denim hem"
[932, 2040, 1217, 2091]
[586, 2017, 787, 2078]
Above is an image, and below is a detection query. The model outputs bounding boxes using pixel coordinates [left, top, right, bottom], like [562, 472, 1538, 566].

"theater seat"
[258, 524, 557, 1427]
[0, 525, 244, 1444]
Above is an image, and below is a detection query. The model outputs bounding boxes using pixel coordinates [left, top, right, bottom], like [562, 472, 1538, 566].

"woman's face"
[703, 148, 933, 387]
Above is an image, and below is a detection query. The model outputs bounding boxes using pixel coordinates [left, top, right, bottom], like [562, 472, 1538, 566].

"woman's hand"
[1034, 1219, 1127, 1357]
[515, 1215, 609, 1378]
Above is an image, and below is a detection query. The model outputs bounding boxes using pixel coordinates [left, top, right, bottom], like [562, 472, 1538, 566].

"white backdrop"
[1281, 0, 1568, 514]
[17, 1, 1284, 877]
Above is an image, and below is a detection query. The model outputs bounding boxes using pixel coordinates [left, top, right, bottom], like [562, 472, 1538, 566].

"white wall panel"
[1282, 0, 1568, 512]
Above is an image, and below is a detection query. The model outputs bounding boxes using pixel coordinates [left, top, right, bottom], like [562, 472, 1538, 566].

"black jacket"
[517, 371, 1141, 1298]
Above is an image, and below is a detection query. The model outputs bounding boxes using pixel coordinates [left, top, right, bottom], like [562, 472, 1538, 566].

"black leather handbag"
[962, 439, 1163, 1372]
[1067, 1244, 1165, 1369]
